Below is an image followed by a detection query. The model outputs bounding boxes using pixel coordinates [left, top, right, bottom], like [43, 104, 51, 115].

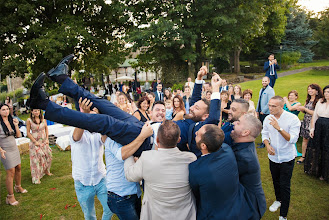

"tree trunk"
[194, 33, 203, 77]
[233, 47, 241, 74]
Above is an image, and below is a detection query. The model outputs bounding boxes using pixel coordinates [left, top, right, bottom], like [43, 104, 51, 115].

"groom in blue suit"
[264, 54, 280, 88]
[189, 124, 255, 220]
[28, 55, 221, 158]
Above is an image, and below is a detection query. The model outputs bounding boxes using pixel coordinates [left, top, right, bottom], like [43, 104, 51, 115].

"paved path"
[277, 67, 313, 78]
[249, 67, 316, 82]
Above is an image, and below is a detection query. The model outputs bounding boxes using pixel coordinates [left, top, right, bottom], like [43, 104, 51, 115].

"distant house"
[108, 58, 157, 82]
[6, 76, 24, 92]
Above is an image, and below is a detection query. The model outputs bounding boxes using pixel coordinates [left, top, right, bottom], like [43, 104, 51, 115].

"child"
[165, 99, 173, 120]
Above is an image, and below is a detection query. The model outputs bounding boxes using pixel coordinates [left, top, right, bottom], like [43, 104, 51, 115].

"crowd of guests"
[1, 54, 328, 220]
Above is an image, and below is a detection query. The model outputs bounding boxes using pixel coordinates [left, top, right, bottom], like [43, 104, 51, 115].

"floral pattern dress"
[28, 118, 52, 184]
[300, 101, 314, 139]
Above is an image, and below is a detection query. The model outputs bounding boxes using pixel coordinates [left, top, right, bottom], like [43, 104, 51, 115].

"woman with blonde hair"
[115, 92, 134, 114]
[26, 109, 52, 184]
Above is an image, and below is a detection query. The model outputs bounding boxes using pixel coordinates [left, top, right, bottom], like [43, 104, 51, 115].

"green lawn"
[240, 59, 329, 72]
[239, 69, 329, 120]
[278, 59, 329, 72]
[1, 70, 329, 219]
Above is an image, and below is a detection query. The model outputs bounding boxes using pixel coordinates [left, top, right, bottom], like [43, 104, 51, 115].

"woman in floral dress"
[26, 109, 52, 184]
[296, 84, 323, 164]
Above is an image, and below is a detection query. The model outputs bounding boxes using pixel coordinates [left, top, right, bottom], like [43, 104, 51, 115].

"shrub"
[281, 51, 301, 68]
[172, 83, 184, 91]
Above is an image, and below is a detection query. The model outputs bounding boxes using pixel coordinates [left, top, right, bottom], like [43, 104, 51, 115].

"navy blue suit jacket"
[176, 82, 221, 157]
[222, 122, 234, 146]
[264, 61, 280, 79]
[231, 142, 267, 219]
[154, 91, 163, 101]
[189, 144, 254, 220]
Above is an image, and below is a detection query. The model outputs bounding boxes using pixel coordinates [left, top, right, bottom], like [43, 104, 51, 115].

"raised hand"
[13, 118, 19, 127]
[269, 117, 280, 131]
[211, 73, 222, 92]
[140, 122, 153, 139]
[197, 66, 208, 80]
[79, 98, 93, 114]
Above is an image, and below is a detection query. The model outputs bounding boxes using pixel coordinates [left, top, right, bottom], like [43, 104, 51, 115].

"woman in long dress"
[0, 103, 27, 206]
[26, 109, 52, 184]
[305, 85, 329, 182]
[296, 84, 323, 164]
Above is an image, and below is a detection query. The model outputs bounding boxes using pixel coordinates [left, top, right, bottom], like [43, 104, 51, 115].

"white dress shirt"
[70, 130, 106, 186]
[262, 110, 301, 163]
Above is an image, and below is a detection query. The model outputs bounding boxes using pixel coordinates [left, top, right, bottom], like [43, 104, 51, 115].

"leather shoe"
[27, 72, 48, 109]
[47, 54, 74, 78]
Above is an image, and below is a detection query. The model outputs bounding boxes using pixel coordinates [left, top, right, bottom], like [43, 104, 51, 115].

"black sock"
[50, 74, 68, 84]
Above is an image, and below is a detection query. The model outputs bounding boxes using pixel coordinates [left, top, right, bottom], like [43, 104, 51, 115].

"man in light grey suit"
[124, 120, 197, 220]
[256, 76, 275, 148]
[256, 76, 275, 124]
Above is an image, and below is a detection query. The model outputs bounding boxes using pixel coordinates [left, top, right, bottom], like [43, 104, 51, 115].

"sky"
[298, 0, 329, 13]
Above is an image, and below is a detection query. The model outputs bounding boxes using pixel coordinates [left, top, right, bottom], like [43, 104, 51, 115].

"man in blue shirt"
[105, 123, 153, 220]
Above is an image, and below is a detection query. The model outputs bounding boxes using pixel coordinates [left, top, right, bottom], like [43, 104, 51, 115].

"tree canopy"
[0, 0, 131, 80]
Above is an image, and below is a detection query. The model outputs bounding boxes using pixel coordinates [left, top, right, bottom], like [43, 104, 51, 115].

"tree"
[280, 7, 317, 63]
[126, 0, 291, 79]
[240, 2, 292, 64]
[0, 0, 131, 81]
[311, 8, 329, 59]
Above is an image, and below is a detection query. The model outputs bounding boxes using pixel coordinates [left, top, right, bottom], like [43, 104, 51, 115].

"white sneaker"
[279, 216, 287, 220]
[269, 201, 281, 212]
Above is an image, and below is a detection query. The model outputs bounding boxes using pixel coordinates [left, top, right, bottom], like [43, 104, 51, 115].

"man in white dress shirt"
[261, 96, 301, 220]
[70, 98, 113, 220]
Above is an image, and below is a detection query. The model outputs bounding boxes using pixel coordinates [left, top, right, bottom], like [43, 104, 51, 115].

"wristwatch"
[278, 128, 283, 132]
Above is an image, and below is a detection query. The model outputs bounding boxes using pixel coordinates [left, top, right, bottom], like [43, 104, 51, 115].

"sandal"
[297, 157, 305, 164]
[14, 185, 28, 193]
[6, 194, 19, 206]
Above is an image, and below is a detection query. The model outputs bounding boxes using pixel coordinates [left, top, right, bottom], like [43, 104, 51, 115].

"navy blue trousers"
[45, 78, 150, 156]
[269, 75, 276, 88]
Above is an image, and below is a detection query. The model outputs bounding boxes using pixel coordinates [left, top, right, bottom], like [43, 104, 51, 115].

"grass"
[1, 69, 329, 219]
[278, 59, 329, 72]
[239, 69, 329, 120]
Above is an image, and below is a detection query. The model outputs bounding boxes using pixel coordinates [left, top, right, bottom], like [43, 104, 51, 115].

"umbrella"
[115, 76, 134, 81]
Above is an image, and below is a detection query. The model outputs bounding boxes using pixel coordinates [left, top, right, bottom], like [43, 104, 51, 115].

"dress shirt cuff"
[288, 134, 298, 144]
[195, 79, 203, 84]
[211, 92, 220, 100]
